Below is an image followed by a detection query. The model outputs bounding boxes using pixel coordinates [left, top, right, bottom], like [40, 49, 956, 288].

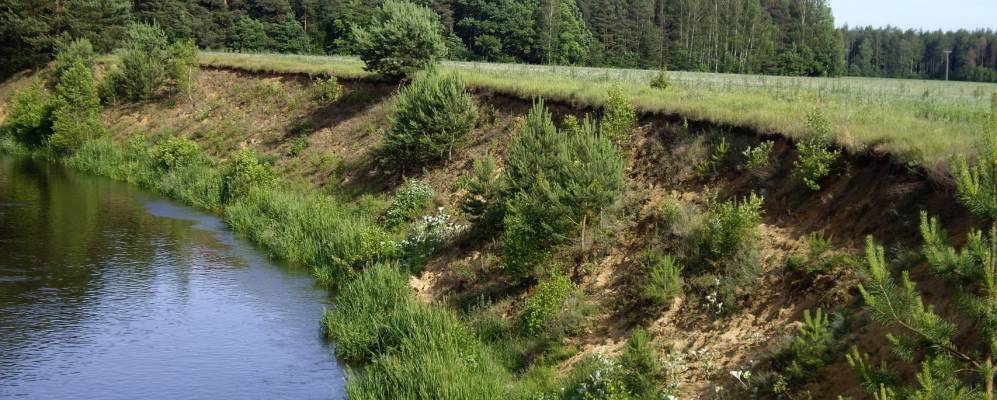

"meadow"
[200, 51, 997, 172]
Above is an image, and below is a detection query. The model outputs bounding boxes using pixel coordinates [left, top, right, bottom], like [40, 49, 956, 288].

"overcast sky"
[830, 0, 997, 31]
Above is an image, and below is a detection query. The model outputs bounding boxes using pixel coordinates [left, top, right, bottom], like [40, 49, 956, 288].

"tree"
[229, 17, 272, 52]
[109, 23, 198, 101]
[383, 70, 478, 169]
[49, 61, 103, 153]
[352, 0, 447, 78]
[268, 15, 314, 53]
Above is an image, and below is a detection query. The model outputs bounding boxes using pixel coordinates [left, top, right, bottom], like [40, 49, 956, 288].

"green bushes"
[502, 102, 624, 277]
[314, 76, 340, 102]
[384, 179, 434, 228]
[52, 38, 95, 83]
[701, 193, 763, 260]
[107, 23, 198, 101]
[953, 93, 997, 220]
[696, 193, 764, 311]
[793, 109, 840, 190]
[782, 309, 837, 381]
[459, 154, 505, 230]
[521, 268, 575, 336]
[153, 137, 201, 170]
[562, 330, 665, 400]
[650, 68, 670, 90]
[323, 263, 510, 399]
[742, 140, 774, 172]
[602, 85, 637, 144]
[49, 61, 102, 153]
[224, 188, 394, 282]
[1, 80, 54, 147]
[384, 71, 478, 168]
[221, 149, 278, 203]
[352, 0, 447, 78]
[638, 250, 683, 307]
[617, 329, 666, 400]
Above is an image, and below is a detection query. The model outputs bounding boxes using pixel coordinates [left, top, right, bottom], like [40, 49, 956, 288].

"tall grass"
[198, 51, 997, 169]
[323, 263, 512, 399]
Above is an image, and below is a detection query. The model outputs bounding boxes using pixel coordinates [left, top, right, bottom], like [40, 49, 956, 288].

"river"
[0, 156, 346, 399]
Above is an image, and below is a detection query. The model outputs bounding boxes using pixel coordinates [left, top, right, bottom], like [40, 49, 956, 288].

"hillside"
[3, 55, 991, 398]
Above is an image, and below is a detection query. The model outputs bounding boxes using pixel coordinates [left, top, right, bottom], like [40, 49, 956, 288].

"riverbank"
[1, 63, 987, 398]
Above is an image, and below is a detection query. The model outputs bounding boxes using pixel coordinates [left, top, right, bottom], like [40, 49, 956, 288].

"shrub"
[742, 140, 775, 171]
[639, 250, 683, 307]
[1, 80, 54, 147]
[697, 193, 765, 311]
[221, 149, 277, 203]
[650, 68, 670, 90]
[314, 76, 340, 102]
[398, 208, 466, 271]
[601, 85, 637, 144]
[793, 109, 840, 191]
[112, 23, 198, 101]
[782, 308, 838, 381]
[352, 0, 447, 78]
[384, 71, 478, 168]
[562, 353, 631, 400]
[618, 329, 665, 399]
[49, 60, 103, 153]
[502, 102, 624, 277]
[384, 179, 434, 228]
[459, 154, 505, 230]
[953, 93, 997, 220]
[52, 38, 96, 83]
[701, 193, 764, 260]
[153, 137, 201, 170]
[521, 267, 575, 336]
[697, 134, 730, 177]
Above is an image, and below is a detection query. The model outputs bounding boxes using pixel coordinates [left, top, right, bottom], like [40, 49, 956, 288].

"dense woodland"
[1, 0, 995, 81]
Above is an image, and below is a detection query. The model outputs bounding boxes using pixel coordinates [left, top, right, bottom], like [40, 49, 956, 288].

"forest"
[2, 0, 996, 82]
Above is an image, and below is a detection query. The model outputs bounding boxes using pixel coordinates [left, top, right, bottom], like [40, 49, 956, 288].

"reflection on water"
[0, 157, 345, 400]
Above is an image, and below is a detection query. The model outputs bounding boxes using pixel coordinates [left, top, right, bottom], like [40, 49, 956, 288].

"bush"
[697, 193, 765, 311]
[459, 154, 505, 230]
[602, 85, 637, 144]
[1, 80, 54, 147]
[314, 76, 340, 102]
[153, 137, 201, 170]
[502, 102, 624, 277]
[701, 193, 764, 260]
[782, 308, 838, 381]
[384, 71, 478, 168]
[384, 178, 434, 228]
[53, 38, 95, 83]
[112, 23, 198, 101]
[521, 267, 575, 336]
[48, 60, 102, 153]
[221, 149, 278, 202]
[398, 208, 466, 270]
[793, 109, 840, 191]
[618, 329, 665, 399]
[639, 250, 683, 307]
[953, 93, 997, 220]
[650, 68, 670, 90]
[742, 140, 775, 172]
[352, 0, 448, 78]
[562, 353, 631, 400]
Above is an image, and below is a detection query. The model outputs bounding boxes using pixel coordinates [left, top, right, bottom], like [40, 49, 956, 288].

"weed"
[384, 178, 434, 229]
[521, 267, 575, 336]
[313, 76, 340, 102]
[742, 140, 774, 172]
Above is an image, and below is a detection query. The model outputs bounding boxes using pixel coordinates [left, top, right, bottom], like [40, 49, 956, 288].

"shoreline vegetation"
[5, 4, 997, 398]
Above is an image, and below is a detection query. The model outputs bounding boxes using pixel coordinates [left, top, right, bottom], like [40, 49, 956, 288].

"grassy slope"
[200, 51, 997, 171]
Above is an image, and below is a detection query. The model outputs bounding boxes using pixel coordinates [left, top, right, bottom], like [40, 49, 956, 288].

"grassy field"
[199, 51, 997, 171]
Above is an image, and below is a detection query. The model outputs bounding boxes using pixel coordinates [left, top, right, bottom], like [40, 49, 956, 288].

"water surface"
[0, 157, 345, 399]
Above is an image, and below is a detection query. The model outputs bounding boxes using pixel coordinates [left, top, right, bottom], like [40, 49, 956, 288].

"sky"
[830, 0, 997, 31]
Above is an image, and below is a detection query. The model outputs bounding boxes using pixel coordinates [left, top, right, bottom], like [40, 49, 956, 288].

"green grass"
[198, 51, 997, 170]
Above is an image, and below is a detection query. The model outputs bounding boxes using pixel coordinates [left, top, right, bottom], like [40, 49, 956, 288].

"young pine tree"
[853, 94, 997, 400]
[352, 0, 447, 78]
[49, 60, 102, 153]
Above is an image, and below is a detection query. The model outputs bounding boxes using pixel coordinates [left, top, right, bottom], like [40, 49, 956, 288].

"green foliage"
[153, 137, 201, 170]
[221, 149, 278, 202]
[49, 60, 103, 153]
[502, 102, 624, 277]
[786, 231, 849, 278]
[228, 17, 272, 52]
[352, 0, 447, 78]
[323, 263, 511, 399]
[314, 76, 340, 102]
[384, 71, 478, 168]
[225, 188, 395, 283]
[639, 250, 683, 307]
[697, 135, 730, 176]
[649, 68, 670, 90]
[1, 80, 54, 147]
[701, 193, 763, 260]
[601, 85, 637, 144]
[459, 154, 505, 230]
[954, 93, 997, 220]
[617, 329, 665, 400]
[563, 353, 632, 400]
[111, 23, 198, 101]
[694, 192, 764, 311]
[794, 108, 840, 191]
[742, 140, 775, 171]
[52, 38, 95, 83]
[384, 179, 434, 229]
[521, 267, 575, 336]
[267, 15, 314, 54]
[783, 309, 837, 381]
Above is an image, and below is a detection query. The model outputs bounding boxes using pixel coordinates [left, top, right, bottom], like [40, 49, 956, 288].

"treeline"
[3, 0, 997, 82]
[842, 27, 997, 82]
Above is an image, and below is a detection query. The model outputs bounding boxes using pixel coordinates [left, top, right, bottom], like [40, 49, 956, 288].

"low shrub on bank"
[324, 263, 511, 400]
[1, 80, 54, 147]
[384, 179, 434, 229]
[221, 149, 277, 203]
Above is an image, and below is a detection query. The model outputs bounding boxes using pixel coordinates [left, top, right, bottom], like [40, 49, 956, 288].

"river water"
[0, 157, 346, 399]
